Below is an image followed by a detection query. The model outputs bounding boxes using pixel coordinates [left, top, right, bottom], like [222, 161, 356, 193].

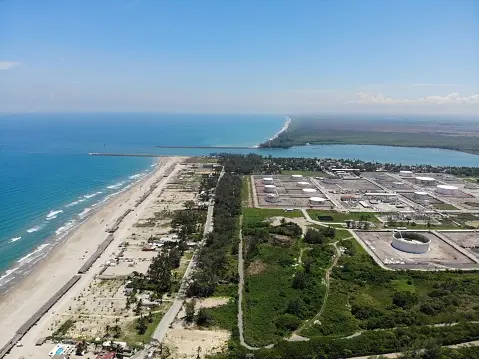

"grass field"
[205, 298, 238, 331]
[308, 210, 380, 223]
[241, 176, 251, 207]
[433, 203, 458, 210]
[242, 207, 303, 227]
[122, 311, 164, 345]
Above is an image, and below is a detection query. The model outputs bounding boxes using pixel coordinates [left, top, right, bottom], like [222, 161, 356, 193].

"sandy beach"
[0, 156, 185, 352]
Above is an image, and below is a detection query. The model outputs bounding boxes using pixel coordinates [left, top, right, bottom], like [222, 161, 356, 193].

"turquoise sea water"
[0, 113, 478, 291]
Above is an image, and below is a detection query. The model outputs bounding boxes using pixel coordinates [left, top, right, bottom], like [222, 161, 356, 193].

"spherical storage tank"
[265, 193, 280, 203]
[415, 176, 435, 185]
[413, 191, 428, 200]
[392, 231, 430, 254]
[436, 184, 458, 196]
[400, 170, 414, 177]
[296, 181, 310, 187]
[302, 188, 317, 194]
[309, 197, 326, 205]
[263, 177, 274, 185]
[264, 184, 276, 193]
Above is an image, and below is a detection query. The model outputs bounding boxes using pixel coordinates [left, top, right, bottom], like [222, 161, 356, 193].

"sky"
[1, 0, 478, 114]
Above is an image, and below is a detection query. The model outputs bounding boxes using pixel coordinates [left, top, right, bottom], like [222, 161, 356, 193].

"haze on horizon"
[0, 0, 478, 115]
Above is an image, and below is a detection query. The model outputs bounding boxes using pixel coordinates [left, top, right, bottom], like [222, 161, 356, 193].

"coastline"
[0, 156, 184, 349]
[253, 115, 291, 148]
[0, 159, 159, 294]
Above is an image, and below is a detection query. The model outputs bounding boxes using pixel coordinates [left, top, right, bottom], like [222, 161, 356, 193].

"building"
[436, 184, 459, 196]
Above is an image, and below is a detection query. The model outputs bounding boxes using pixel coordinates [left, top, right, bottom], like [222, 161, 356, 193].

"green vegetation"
[204, 298, 238, 331]
[243, 207, 303, 224]
[242, 217, 337, 346]
[241, 176, 251, 206]
[308, 209, 380, 223]
[52, 319, 76, 338]
[432, 203, 458, 210]
[260, 117, 479, 155]
[187, 173, 242, 297]
[123, 312, 163, 344]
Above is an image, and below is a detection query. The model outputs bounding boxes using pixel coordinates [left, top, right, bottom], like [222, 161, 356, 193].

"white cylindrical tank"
[302, 188, 317, 194]
[263, 177, 274, 185]
[400, 170, 414, 177]
[436, 184, 458, 196]
[265, 193, 280, 203]
[291, 174, 303, 179]
[415, 176, 435, 185]
[392, 181, 406, 188]
[414, 191, 428, 200]
[296, 181, 310, 187]
[392, 231, 430, 254]
[264, 184, 276, 193]
[309, 197, 326, 205]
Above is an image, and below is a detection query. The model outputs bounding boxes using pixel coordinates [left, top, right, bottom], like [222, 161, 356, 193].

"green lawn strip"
[308, 210, 381, 223]
[242, 208, 303, 227]
[241, 176, 251, 206]
[432, 203, 459, 210]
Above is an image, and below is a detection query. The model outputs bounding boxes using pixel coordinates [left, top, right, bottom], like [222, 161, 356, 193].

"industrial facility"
[436, 184, 459, 196]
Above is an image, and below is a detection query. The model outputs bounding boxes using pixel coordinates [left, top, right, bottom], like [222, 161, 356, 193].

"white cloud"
[352, 92, 479, 105]
[0, 61, 20, 70]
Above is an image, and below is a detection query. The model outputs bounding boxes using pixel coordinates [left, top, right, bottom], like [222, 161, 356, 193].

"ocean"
[1, 113, 478, 291]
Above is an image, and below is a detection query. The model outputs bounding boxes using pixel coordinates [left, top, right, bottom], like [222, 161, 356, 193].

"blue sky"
[1, 0, 478, 113]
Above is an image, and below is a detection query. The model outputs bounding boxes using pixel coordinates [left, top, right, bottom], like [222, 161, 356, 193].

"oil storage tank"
[265, 193, 280, 203]
[400, 170, 414, 178]
[264, 184, 276, 193]
[297, 181, 310, 187]
[436, 184, 458, 196]
[415, 176, 436, 185]
[309, 197, 326, 205]
[263, 177, 274, 185]
[392, 231, 431, 254]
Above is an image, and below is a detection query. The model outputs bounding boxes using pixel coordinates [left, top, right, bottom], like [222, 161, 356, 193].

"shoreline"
[0, 157, 184, 349]
[0, 159, 160, 295]
[253, 115, 291, 148]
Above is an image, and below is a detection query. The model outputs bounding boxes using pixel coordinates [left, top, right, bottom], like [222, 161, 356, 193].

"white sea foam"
[0, 267, 20, 283]
[78, 207, 92, 218]
[66, 198, 86, 207]
[17, 244, 50, 264]
[129, 173, 143, 180]
[8, 237, 21, 243]
[26, 225, 42, 233]
[107, 181, 126, 190]
[55, 220, 77, 237]
[46, 209, 63, 220]
[83, 191, 103, 199]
